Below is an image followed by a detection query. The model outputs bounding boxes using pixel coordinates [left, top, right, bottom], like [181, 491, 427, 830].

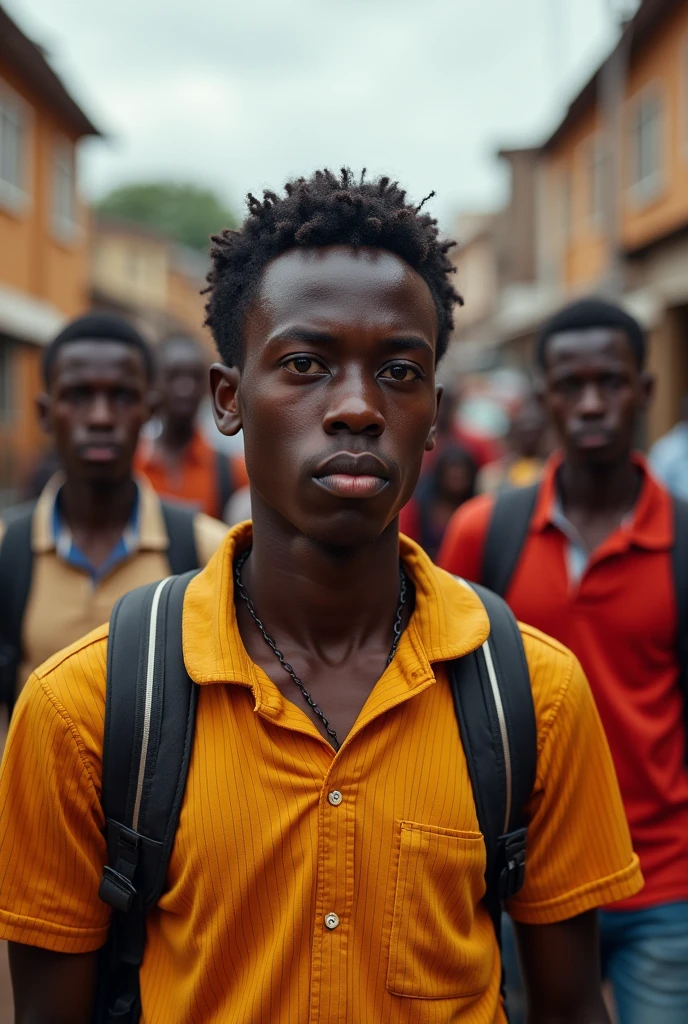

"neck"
[60, 476, 137, 533]
[242, 502, 404, 655]
[160, 416, 195, 451]
[558, 453, 639, 514]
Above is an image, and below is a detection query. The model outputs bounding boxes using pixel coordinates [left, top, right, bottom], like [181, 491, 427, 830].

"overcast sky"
[7, 0, 622, 229]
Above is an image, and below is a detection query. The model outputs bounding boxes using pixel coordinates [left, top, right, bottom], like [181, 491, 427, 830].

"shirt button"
[324, 912, 340, 930]
[328, 790, 343, 806]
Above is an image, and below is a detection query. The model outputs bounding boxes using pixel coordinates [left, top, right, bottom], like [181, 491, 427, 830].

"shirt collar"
[181, 522, 491, 691]
[32, 472, 170, 555]
[532, 451, 673, 551]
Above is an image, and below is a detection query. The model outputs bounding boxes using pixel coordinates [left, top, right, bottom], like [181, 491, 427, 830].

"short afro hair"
[536, 297, 647, 371]
[205, 168, 462, 367]
[43, 312, 154, 386]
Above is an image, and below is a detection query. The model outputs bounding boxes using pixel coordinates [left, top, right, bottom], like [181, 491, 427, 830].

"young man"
[0, 313, 227, 694]
[439, 298, 688, 1023]
[0, 176, 642, 1024]
[135, 334, 247, 518]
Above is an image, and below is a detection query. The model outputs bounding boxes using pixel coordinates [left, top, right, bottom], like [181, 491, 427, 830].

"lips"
[574, 431, 614, 450]
[313, 452, 390, 499]
[78, 443, 121, 463]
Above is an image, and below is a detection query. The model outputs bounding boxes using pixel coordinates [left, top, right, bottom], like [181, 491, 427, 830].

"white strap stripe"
[481, 638, 512, 834]
[131, 576, 174, 832]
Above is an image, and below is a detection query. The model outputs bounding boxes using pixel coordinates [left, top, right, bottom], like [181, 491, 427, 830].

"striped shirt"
[0, 524, 642, 1023]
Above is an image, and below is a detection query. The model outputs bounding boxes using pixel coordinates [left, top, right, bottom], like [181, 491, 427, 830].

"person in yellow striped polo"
[0, 170, 641, 1023]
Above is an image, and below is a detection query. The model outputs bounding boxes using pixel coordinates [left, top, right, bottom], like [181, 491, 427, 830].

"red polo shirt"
[135, 431, 248, 520]
[438, 454, 688, 911]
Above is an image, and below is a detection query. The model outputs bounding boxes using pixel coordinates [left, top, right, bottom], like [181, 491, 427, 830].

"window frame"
[586, 133, 606, 230]
[0, 338, 14, 424]
[626, 83, 665, 207]
[50, 133, 79, 244]
[0, 78, 32, 215]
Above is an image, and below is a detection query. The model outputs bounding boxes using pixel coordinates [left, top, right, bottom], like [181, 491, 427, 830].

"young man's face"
[158, 341, 207, 425]
[543, 328, 652, 468]
[212, 245, 440, 547]
[38, 340, 153, 487]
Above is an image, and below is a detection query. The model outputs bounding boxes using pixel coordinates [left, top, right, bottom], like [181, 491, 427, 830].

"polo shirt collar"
[182, 522, 490, 694]
[531, 451, 673, 552]
[31, 472, 170, 555]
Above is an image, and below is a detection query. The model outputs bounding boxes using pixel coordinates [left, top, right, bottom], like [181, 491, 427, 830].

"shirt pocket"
[386, 820, 493, 1000]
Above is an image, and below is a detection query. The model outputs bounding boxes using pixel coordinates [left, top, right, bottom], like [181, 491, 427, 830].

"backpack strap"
[215, 450, 233, 519]
[482, 484, 539, 597]
[671, 496, 688, 758]
[160, 501, 200, 574]
[97, 571, 199, 1023]
[448, 581, 537, 948]
[0, 502, 36, 711]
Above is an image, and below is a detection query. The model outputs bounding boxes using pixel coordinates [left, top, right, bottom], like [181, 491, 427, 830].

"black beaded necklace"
[234, 549, 408, 751]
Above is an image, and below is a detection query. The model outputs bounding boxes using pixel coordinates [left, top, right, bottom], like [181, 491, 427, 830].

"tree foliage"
[97, 182, 237, 252]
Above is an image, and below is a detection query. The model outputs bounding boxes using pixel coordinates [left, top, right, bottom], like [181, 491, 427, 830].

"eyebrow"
[269, 328, 435, 357]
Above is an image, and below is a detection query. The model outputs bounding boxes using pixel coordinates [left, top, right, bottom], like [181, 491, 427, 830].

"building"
[91, 217, 213, 357]
[452, 0, 688, 442]
[0, 4, 100, 503]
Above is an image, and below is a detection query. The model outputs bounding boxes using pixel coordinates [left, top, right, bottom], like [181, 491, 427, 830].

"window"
[0, 340, 13, 423]
[628, 88, 663, 203]
[560, 168, 572, 245]
[0, 85, 29, 212]
[51, 136, 77, 241]
[588, 137, 606, 226]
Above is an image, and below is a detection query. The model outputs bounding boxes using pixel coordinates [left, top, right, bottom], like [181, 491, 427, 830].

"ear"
[145, 388, 162, 422]
[210, 363, 243, 436]
[639, 371, 654, 412]
[35, 393, 52, 435]
[425, 385, 443, 452]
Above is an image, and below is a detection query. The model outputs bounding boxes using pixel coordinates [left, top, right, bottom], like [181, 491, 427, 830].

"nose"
[86, 392, 116, 430]
[578, 382, 605, 418]
[322, 374, 385, 437]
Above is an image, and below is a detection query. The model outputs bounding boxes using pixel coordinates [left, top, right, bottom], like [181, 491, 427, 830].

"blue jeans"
[501, 903, 688, 1024]
[600, 901, 688, 1024]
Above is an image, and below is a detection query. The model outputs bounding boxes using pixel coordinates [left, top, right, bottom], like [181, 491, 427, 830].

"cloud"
[7, 0, 614, 226]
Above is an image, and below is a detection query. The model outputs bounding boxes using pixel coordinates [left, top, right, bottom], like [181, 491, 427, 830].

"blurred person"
[0, 174, 641, 1024]
[424, 385, 499, 471]
[649, 394, 688, 500]
[135, 334, 246, 519]
[477, 395, 547, 494]
[440, 297, 688, 1024]
[399, 443, 477, 557]
[0, 313, 227, 704]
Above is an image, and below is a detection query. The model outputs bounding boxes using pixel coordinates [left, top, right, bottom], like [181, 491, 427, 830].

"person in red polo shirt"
[136, 336, 248, 519]
[439, 297, 688, 1024]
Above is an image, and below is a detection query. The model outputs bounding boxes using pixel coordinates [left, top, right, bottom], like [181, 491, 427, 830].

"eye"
[282, 356, 327, 375]
[380, 363, 422, 383]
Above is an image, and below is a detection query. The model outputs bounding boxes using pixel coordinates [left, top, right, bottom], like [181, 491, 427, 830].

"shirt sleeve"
[0, 674, 110, 952]
[507, 642, 643, 924]
[436, 494, 494, 581]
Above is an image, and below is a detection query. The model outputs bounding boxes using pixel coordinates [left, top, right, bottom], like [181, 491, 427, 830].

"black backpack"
[95, 572, 536, 1022]
[481, 483, 688, 751]
[0, 501, 202, 713]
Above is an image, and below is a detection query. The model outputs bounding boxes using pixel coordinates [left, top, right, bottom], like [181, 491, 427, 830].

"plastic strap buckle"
[98, 824, 141, 912]
[497, 827, 528, 901]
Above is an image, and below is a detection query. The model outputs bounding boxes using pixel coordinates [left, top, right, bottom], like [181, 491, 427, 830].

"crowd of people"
[0, 167, 685, 1024]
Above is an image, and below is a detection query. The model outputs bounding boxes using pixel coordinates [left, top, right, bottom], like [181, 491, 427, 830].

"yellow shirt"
[0, 474, 228, 689]
[0, 524, 642, 1023]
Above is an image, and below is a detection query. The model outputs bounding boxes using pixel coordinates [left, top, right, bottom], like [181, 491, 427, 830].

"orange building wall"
[544, 1, 688, 286]
[620, 3, 688, 252]
[0, 342, 44, 489]
[0, 59, 90, 319]
[167, 269, 216, 358]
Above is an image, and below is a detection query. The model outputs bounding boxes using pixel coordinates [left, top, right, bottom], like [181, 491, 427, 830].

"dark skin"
[11, 248, 609, 1023]
[35, 340, 154, 568]
[150, 338, 208, 476]
[543, 328, 653, 553]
